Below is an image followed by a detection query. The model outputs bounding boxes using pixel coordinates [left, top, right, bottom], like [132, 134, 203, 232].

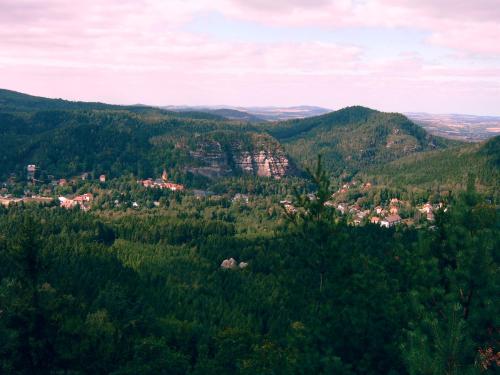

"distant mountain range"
[162, 105, 332, 121]
[405, 112, 500, 142]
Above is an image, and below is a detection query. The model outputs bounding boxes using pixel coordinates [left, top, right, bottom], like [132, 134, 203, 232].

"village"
[138, 169, 185, 191]
[1, 165, 186, 211]
[1, 164, 445, 228]
[280, 180, 445, 228]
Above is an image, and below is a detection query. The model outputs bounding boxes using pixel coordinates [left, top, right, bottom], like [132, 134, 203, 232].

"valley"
[3, 1, 499, 373]
[0, 89, 498, 375]
[405, 112, 500, 142]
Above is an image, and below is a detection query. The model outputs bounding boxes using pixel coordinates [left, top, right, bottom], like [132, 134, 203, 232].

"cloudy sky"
[1, 0, 499, 114]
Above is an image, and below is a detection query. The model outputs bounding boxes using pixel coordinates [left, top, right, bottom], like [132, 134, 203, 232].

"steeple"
[162, 169, 168, 182]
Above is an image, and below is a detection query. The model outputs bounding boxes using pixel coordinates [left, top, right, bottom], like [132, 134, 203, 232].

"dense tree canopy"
[1, 90, 498, 374]
[0, 163, 497, 374]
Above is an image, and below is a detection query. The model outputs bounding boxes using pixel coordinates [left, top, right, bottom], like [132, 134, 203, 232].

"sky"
[1, 0, 499, 115]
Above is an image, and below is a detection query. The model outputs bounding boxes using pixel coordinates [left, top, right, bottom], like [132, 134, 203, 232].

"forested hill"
[0, 88, 142, 112]
[0, 88, 225, 121]
[0, 91, 297, 183]
[264, 106, 457, 176]
[361, 135, 500, 194]
[164, 107, 264, 123]
[2, 89, 497, 191]
[207, 108, 263, 123]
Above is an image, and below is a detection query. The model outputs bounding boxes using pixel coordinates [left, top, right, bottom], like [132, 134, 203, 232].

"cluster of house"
[279, 194, 443, 228]
[335, 198, 404, 227]
[0, 195, 53, 207]
[54, 173, 106, 187]
[23, 164, 107, 186]
[418, 202, 441, 221]
[338, 181, 372, 194]
[139, 170, 184, 192]
[58, 193, 93, 211]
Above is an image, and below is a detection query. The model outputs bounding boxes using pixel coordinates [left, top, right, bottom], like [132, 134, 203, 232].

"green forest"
[1, 89, 499, 193]
[0, 90, 499, 374]
[0, 165, 498, 374]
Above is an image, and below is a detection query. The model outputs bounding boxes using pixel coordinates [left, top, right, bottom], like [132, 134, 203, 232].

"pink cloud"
[227, 0, 332, 12]
[383, 0, 500, 22]
[219, 0, 500, 56]
[0, 0, 499, 114]
[426, 21, 500, 56]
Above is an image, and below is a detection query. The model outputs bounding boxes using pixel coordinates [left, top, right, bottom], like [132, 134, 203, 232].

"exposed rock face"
[188, 140, 232, 178]
[187, 134, 293, 179]
[230, 135, 291, 178]
[236, 151, 254, 173]
[190, 140, 228, 168]
[234, 149, 290, 178]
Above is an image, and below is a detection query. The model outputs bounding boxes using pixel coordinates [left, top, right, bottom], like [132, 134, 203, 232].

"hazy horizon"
[5, 86, 500, 118]
[1, 0, 499, 115]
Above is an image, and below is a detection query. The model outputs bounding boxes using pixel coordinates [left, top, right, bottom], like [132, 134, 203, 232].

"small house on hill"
[380, 214, 402, 228]
[389, 206, 399, 215]
[27, 165, 36, 180]
[419, 203, 433, 214]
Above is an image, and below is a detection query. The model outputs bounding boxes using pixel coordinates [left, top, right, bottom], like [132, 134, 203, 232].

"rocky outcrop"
[231, 135, 291, 178]
[190, 140, 228, 167]
[188, 140, 232, 178]
[220, 258, 249, 270]
[187, 134, 293, 179]
[233, 150, 290, 178]
[221, 258, 238, 269]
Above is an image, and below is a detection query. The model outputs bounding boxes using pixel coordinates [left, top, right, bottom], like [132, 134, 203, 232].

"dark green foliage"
[1, 90, 497, 193]
[363, 137, 500, 197]
[0, 92, 498, 374]
[263, 106, 457, 176]
[0, 107, 279, 182]
[0, 88, 223, 119]
[480, 135, 500, 168]
[0, 164, 497, 374]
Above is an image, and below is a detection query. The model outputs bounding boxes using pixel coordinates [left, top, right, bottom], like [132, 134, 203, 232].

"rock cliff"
[186, 133, 293, 179]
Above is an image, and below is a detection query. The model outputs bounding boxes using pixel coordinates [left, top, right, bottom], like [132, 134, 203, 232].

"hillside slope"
[0, 88, 225, 121]
[2, 90, 496, 192]
[358, 135, 499, 196]
[0, 108, 295, 183]
[163, 107, 264, 123]
[265, 106, 456, 176]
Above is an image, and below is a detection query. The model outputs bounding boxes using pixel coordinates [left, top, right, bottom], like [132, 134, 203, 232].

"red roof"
[386, 214, 402, 223]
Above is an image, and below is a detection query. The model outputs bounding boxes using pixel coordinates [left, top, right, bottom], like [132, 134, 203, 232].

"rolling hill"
[162, 106, 264, 123]
[359, 135, 500, 195]
[1, 89, 497, 192]
[0, 90, 296, 183]
[0, 88, 225, 121]
[264, 106, 457, 176]
[163, 105, 331, 121]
